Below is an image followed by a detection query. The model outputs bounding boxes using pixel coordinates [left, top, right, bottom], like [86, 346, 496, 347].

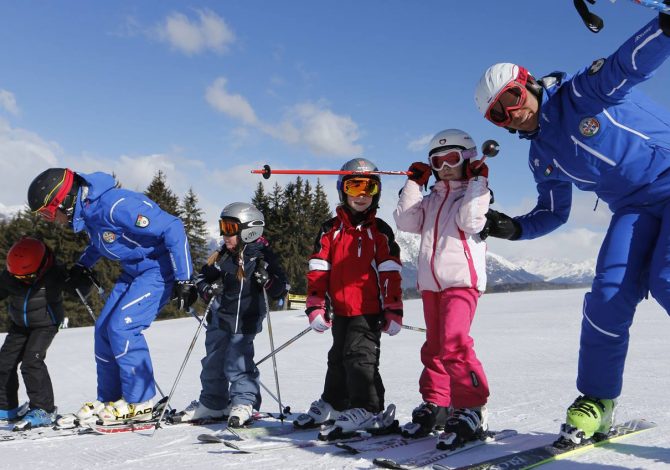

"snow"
[2, 288, 670, 469]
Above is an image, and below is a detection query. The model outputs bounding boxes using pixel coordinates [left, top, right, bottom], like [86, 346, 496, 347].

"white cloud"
[206, 77, 258, 125]
[0, 90, 19, 115]
[156, 9, 235, 55]
[0, 118, 62, 206]
[206, 77, 363, 157]
[407, 134, 432, 152]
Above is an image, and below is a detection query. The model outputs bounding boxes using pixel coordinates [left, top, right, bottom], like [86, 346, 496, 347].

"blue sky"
[0, 1, 668, 263]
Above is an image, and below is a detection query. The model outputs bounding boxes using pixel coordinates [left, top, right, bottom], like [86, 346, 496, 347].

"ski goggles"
[11, 272, 38, 282]
[429, 148, 477, 171]
[219, 218, 240, 237]
[485, 69, 529, 127]
[342, 177, 380, 197]
[33, 169, 75, 221]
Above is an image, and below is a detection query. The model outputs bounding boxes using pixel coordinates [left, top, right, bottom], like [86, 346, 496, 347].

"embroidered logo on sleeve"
[544, 165, 553, 177]
[579, 117, 600, 137]
[135, 215, 150, 228]
[102, 231, 116, 243]
[588, 58, 605, 75]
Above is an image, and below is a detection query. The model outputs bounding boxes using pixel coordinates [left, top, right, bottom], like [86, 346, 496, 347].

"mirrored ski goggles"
[219, 218, 240, 237]
[342, 177, 380, 197]
[429, 148, 477, 170]
[11, 272, 38, 281]
[486, 84, 528, 126]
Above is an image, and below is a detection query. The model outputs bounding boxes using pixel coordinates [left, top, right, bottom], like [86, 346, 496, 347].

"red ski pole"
[251, 164, 411, 180]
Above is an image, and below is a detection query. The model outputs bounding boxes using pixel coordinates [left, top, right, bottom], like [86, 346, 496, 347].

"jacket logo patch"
[135, 215, 150, 228]
[102, 231, 116, 243]
[588, 58, 605, 75]
[544, 165, 553, 176]
[579, 117, 600, 137]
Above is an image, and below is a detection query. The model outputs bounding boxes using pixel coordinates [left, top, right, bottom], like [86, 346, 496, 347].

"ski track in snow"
[2, 288, 670, 469]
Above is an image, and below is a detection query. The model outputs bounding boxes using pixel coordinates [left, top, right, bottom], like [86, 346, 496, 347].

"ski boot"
[98, 398, 155, 425]
[293, 398, 341, 429]
[55, 400, 106, 429]
[559, 395, 616, 445]
[318, 404, 398, 441]
[228, 403, 254, 428]
[170, 400, 228, 424]
[401, 402, 450, 438]
[12, 408, 57, 431]
[0, 403, 29, 422]
[436, 406, 488, 450]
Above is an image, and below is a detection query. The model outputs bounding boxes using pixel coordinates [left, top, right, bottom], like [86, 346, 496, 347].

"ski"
[0, 426, 96, 442]
[219, 432, 371, 453]
[197, 423, 304, 443]
[373, 429, 517, 470]
[450, 419, 656, 470]
[336, 434, 437, 455]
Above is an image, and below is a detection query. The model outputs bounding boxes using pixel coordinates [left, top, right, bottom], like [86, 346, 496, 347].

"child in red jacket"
[293, 158, 403, 439]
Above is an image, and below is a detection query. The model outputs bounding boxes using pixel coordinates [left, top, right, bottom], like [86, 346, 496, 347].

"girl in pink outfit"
[393, 128, 491, 449]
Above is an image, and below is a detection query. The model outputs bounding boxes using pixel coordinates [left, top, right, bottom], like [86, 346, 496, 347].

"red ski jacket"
[306, 206, 403, 317]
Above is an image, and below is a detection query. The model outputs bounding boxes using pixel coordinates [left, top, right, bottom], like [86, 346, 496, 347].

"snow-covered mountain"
[395, 231, 593, 288]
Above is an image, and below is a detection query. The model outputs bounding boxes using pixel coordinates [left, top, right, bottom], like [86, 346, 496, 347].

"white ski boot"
[228, 403, 254, 428]
[436, 406, 488, 450]
[98, 398, 154, 425]
[56, 400, 106, 429]
[293, 398, 341, 429]
[318, 404, 398, 441]
[171, 400, 228, 423]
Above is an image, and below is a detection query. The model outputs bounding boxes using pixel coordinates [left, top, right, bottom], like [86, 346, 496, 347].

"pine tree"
[181, 187, 209, 268]
[144, 170, 181, 217]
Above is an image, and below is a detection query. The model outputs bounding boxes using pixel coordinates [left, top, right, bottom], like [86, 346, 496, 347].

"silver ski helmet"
[336, 157, 381, 208]
[219, 202, 265, 243]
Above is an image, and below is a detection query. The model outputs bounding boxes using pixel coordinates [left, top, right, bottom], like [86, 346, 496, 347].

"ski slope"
[2, 288, 670, 469]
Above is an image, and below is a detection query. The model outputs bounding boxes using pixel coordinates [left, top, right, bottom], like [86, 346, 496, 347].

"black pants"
[0, 323, 58, 412]
[322, 314, 385, 413]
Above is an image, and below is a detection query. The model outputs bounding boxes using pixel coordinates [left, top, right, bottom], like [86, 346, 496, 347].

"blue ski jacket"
[71, 172, 193, 281]
[515, 17, 670, 239]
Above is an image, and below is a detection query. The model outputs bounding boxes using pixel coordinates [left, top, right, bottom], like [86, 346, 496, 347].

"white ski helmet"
[336, 157, 382, 207]
[219, 202, 265, 243]
[474, 63, 531, 117]
[428, 129, 477, 157]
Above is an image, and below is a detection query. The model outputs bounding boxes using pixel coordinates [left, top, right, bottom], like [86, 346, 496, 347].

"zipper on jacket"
[22, 287, 32, 327]
[357, 237, 362, 257]
[430, 190, 449, 291]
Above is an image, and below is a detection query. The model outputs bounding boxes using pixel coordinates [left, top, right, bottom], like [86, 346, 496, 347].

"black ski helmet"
[336, 158, 382, 210]
[27, 168, 80, 222]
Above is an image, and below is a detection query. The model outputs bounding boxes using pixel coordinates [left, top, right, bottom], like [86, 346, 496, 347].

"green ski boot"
[562, 395, 616, 443]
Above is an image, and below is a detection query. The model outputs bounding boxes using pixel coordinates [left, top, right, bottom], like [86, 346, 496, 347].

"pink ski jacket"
[394, 177, 490, 293]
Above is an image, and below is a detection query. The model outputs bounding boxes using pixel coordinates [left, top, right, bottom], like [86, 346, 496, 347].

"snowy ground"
[2, 288, 670, 469]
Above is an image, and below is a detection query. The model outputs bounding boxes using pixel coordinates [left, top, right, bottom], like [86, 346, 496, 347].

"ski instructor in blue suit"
[475, 10, 670, 444]
[27, 168, 197, 425]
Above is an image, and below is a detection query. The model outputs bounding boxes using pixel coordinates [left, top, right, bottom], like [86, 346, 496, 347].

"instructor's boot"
[561, 395, 616, 444]
[98, 398, 155, 424]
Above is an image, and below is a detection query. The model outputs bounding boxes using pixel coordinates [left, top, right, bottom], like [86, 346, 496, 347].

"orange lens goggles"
[219, 218, 240, 236]
[342, 178, 380, 197]
[11, 272, 38, 281]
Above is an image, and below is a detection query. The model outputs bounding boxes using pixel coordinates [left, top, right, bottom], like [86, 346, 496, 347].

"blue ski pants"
[578, 201, 670, 398]
[199, 313, 261, 411]
[94, 267, 172, 403]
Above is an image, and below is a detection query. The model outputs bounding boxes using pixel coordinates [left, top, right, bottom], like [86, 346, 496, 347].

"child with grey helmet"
[292, 157, 404, 440]
[394, 129, 491, 450]
[173, 202, 288, 428]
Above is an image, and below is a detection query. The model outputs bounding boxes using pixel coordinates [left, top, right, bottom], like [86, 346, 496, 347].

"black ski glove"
[253, 261, 271, 288]
[661, 4, 670, 37]
[479, 209, 522, 241]
[65, 263, 95, 297]
[173, 280, 198, 311]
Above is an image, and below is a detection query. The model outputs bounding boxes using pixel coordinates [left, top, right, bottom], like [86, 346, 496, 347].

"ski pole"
[402, 324, 427, 333]
[152, 294, 217, 435]
[252, 164, 411, 180]
[262, 286, 286, 421]
[254, 326, 311, 367]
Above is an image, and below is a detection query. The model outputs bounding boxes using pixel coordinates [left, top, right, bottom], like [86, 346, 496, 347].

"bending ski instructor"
[27, 168, 196, 425]
[474, 12, 670, 444]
